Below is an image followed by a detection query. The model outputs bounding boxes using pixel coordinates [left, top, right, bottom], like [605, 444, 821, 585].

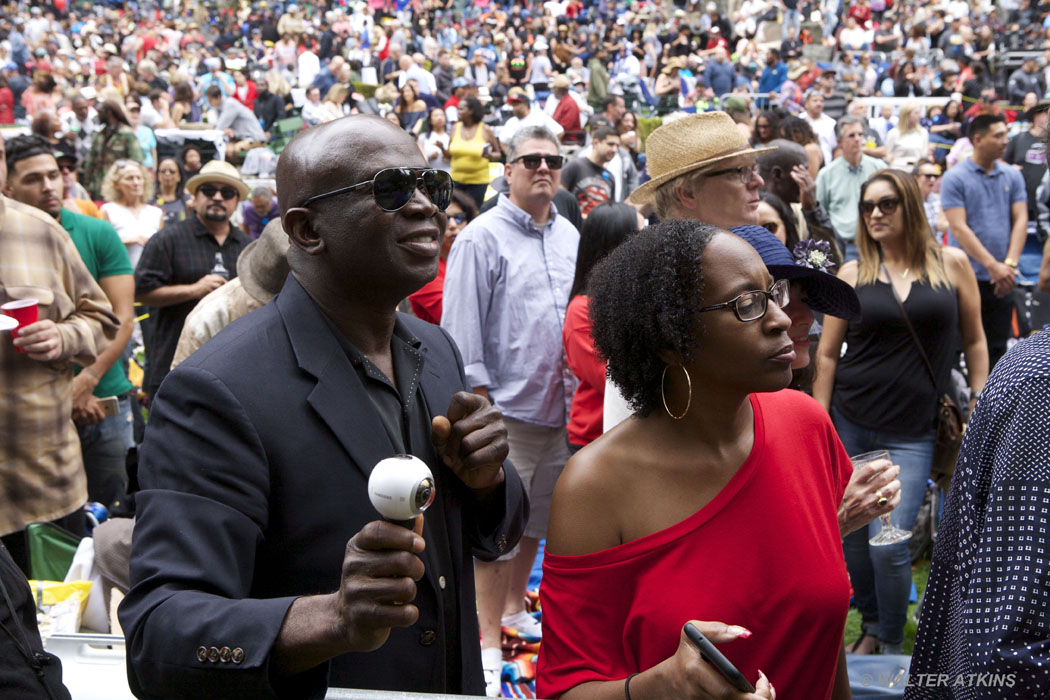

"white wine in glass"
[850, 450, 912, 546]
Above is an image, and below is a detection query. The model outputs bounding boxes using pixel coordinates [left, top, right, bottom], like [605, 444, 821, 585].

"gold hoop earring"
[661, 364, 692, 420]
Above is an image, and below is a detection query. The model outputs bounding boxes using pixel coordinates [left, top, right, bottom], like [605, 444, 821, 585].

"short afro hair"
[588, 219, 720, 416]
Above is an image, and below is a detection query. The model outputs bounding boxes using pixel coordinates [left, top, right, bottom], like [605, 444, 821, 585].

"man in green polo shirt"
[4, 135, 136, 508]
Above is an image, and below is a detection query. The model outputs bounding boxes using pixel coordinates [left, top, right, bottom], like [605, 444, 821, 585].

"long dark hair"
[569, 202, 641, 300]
[759, 191, 799, 250]
[752, 109, 782, 145]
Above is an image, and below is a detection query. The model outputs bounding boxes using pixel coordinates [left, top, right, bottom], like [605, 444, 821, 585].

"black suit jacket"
[119, 276, 528, 699]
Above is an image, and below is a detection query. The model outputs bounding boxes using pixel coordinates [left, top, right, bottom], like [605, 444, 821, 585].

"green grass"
[844, 559, 931, 654]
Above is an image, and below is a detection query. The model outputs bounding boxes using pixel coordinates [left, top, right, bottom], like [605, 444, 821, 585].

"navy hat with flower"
[730, 225, 861, 322]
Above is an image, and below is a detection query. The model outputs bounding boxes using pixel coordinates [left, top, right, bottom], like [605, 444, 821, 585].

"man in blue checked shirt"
[442, 125, 579, 697]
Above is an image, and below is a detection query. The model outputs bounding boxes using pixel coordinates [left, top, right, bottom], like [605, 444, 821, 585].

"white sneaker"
[501, 610, 542, 640]
[481, 647, 503, 698]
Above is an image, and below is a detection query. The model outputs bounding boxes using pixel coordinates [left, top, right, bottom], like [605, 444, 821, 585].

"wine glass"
[851, 450, 912, 547]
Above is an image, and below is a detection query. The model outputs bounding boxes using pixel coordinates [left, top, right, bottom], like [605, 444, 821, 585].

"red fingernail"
[739, 628, 752, 638]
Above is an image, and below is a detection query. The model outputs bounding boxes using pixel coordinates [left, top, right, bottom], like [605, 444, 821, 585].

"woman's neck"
[159, 185, 178, 199]
[120, 198, 144, 211]
[879, 238, 909, 266]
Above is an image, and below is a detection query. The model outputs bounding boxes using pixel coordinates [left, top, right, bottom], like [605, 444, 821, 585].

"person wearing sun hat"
[629, 111, 776, 225]
[134, 159, 251, 399]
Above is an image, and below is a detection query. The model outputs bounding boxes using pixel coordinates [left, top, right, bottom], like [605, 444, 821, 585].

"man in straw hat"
[134, 159, 251, 399]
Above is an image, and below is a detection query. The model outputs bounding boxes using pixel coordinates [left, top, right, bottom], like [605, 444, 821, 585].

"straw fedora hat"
[185, 160, 251, 200]
[629, 112, 777, 206]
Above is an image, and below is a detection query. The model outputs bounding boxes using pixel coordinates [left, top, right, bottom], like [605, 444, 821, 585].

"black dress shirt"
[331, 318, 463, 689]
[135, 215, 249, 397]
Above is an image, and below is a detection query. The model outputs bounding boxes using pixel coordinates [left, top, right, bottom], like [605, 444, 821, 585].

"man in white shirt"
[399, 53, 437, 95]
[300, 87, 329, 127]
[498, 88, 564, 147]
[802, 89, 838, 166]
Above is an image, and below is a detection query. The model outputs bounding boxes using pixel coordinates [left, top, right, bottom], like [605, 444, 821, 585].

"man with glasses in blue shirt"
[442, 125, 579, 696]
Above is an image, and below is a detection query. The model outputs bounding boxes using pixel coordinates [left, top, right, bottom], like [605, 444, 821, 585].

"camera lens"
[415, 477, 435, 512]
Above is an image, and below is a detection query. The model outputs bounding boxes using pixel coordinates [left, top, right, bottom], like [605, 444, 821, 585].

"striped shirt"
[0, 197, 119, 536]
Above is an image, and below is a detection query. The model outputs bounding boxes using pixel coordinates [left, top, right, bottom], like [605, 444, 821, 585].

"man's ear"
[282, 208, 325, 255]
[771, 165, 784, 180]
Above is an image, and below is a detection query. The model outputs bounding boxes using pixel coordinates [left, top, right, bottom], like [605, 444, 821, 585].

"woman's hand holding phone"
[634, 621, 774, 700]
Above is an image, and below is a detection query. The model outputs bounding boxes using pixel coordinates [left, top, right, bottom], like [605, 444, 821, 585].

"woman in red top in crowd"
[539, 220, 854, 700]
[0, 74, 14, 125]
[562, 202, 643, 452]
[408, 189, 477, 324]
[232, 70, 258, 111]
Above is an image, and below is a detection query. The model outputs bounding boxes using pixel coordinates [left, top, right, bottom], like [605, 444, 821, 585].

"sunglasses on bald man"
[301, 167, 453, 212]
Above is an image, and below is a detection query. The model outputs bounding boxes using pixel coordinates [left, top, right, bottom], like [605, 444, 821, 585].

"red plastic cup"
[2, 299, 39, 353]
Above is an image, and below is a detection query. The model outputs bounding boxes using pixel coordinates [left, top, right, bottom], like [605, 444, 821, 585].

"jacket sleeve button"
[231, 647, 245, 664]
[419, 630, 437, 646]
[196, 646, 208, 663]
[207, 646, 220, 663]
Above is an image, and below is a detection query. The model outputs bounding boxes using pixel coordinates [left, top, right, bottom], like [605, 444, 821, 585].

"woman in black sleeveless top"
[813, 170, 989, 656]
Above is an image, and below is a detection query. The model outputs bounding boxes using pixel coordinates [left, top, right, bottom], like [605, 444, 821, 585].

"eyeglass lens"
[200, 184, 239, 200]
[735, 279, 790, 321]
[373, 168, 452, 212]
[860, 196, 900, 216]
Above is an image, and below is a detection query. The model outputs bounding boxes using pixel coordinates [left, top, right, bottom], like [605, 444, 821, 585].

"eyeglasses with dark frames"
[704, 163, 757, 185]
[698, 278, 790, 323]
[917, 172, 940, 180]
[859, 196, 901, 217]
[300, 167, 452, 212]
[510, 154, 565, 170]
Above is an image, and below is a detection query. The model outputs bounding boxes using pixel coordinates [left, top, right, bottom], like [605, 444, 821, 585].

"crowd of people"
[4, 0, 1050, 699]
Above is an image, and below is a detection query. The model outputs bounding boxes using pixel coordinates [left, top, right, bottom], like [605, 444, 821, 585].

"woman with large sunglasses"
[408, 189, 478, 325]
[539, 220, 853, 700]
[813, 170, 988, 655]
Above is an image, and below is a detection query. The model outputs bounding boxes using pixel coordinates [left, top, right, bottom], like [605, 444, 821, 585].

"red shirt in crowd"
[562, 295, 603, 447]
[551, 93, 581, 135]
[539, 390, 852, 700]
[408, 257, 446, 325]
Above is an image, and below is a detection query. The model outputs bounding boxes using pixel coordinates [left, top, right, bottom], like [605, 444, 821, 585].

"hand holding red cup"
[2, 299, 39, 353]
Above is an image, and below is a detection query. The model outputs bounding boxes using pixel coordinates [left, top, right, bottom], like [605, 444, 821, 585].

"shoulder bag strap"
[881, 263, 939, 392]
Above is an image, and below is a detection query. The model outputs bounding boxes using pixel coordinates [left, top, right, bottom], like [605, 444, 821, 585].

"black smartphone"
[683, 622, 756, 694]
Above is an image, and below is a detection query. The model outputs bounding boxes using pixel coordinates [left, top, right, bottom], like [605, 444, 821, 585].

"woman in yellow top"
[449, 97, 502, 208]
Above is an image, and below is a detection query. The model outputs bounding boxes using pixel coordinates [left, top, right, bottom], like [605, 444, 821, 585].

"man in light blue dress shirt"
[442, 125, 579, 696]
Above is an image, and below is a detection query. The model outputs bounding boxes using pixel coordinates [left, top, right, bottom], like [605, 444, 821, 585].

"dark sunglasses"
[918, 172, 940, 180]
[450, 212, 468, 224]
[760, 220, 780, 234]
[199, 184, 240, 200]
[301, 167, 452, 212]
[859, 196, 901, 217]
[510, 154, 565, 170]
[699, 278, 790, 323]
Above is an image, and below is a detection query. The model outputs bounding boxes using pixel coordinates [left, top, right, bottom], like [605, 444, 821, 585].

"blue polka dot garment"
[906, 330, 1050, 699]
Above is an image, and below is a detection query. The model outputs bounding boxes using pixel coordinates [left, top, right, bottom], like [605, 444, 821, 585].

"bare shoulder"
[940, 246, 972, 282]
[837, 259, 860, 286]
[546, 424, 638, 556]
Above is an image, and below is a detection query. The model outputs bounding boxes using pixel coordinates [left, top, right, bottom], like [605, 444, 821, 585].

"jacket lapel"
[275, 275, 396, 482]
